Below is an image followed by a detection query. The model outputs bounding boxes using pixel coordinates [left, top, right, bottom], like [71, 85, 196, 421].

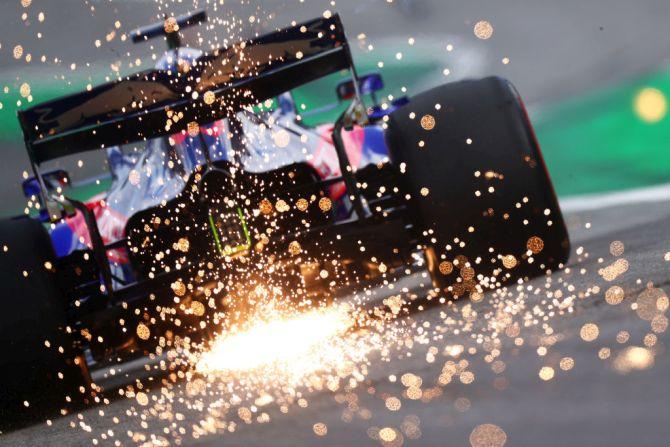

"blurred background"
[2, 0, 670, 215]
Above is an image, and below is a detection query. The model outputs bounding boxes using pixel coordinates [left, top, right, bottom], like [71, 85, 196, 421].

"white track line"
[560, 182, 670, 213]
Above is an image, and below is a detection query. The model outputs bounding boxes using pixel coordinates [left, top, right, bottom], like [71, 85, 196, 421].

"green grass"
[534, 69, 670, 196]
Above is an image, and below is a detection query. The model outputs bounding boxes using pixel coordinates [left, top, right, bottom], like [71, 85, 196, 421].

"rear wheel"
[0, 217, 91, 430]
[386, 77, 569, 298]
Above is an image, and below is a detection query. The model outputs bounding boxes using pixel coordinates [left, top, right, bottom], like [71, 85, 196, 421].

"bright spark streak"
[196, 305, 357, 374]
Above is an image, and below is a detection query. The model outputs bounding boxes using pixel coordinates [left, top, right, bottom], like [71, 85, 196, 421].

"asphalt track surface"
[2, 199, 670, 446]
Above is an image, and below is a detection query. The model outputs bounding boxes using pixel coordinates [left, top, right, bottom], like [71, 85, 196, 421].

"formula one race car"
[0, 11, 569, 426]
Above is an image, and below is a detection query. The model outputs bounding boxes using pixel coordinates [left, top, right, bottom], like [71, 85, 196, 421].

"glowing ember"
[275, 199, 290, 212]
[135, 391, 149, 406]
[171, 280, 186, 297]
[288, 240, 302, 255]
[191, 301, 205, 316]
[313, 422, 328, 436]
[385, 396, 402, 411]
[539, 366, 555, 381]
[502, 254, 517, 269]
[296, 198, 309, 211]
[203, 91, 216, 105]
[13, 45, 24, 59]
[559, 357, 575, 371]
[420, 114, 436, 130]
[439, 261, 453, 275]
[610, 240, 625, 256]
[174, 237, 190, 253]
[259, 199, 274, 215]
[379, 427, 397, 442]
[136, 323, 150, 340]
[580, 323, 599, 342]
[473, 21, 494, 40]
[469, 424, 507, 447]
[605, 285, 625, 305]
[526, 236, 544, 254]
[318, 197, 332, 212]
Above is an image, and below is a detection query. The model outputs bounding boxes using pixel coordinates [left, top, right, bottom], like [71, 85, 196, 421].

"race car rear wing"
[17, 13, 358, 166]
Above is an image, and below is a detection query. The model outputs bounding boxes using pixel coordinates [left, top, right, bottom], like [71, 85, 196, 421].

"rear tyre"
[386, 77, 570, 298]
[0, 217, 91, 430]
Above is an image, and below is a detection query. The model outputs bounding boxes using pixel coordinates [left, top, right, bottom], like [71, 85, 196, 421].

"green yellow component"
[208, 207, 251, 257]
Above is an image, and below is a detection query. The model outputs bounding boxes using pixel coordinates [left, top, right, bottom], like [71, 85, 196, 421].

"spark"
[196, 304, 372, 381]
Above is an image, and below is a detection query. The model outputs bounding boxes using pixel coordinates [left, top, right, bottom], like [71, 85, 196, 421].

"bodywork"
[17, 14, 416, 368]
